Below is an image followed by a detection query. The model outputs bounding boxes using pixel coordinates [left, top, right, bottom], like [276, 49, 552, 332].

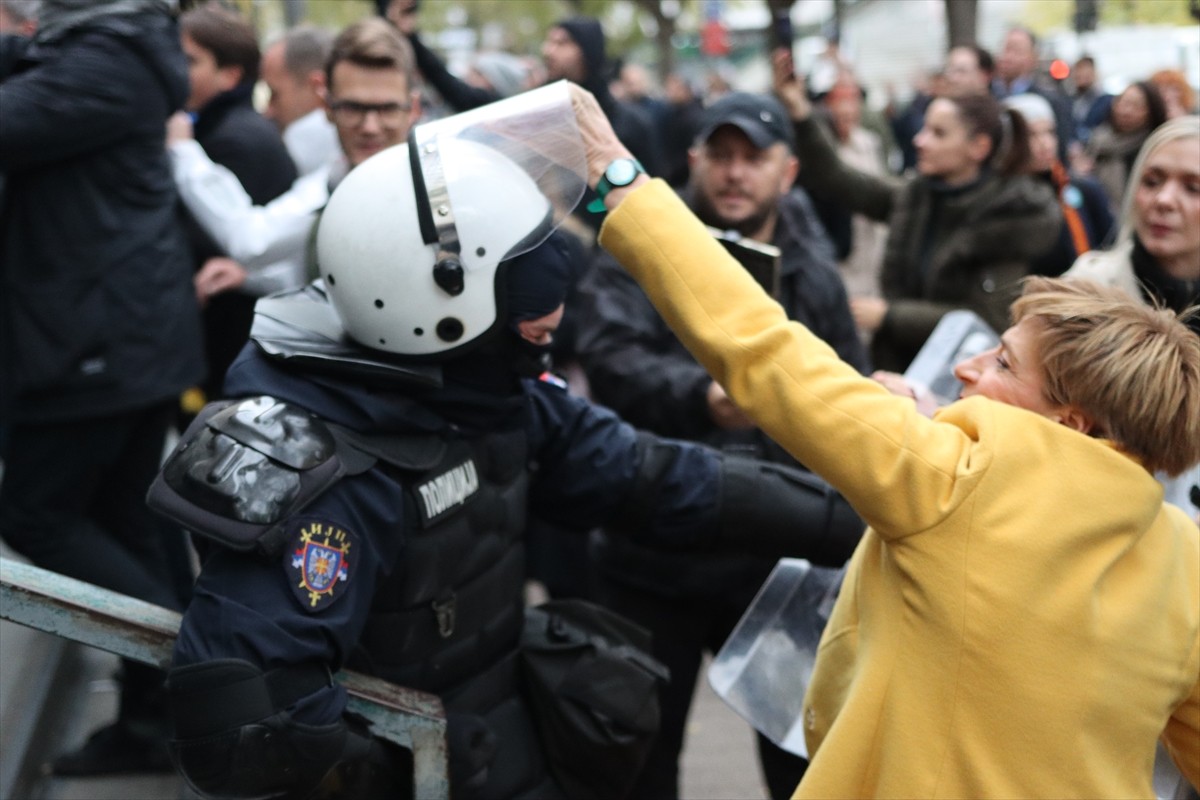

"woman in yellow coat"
[568, 85, 1200, 799]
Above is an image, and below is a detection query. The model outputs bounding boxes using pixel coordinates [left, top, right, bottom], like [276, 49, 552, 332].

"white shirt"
[284, 108, 341, 177]
[171, 139, 343, 296]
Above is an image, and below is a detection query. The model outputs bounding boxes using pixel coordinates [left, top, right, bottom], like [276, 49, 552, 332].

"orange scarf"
[1051, 161, 1091, 257]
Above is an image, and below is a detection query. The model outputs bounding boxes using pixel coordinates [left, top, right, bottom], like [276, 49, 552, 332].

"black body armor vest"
[351, 426, 531, 712]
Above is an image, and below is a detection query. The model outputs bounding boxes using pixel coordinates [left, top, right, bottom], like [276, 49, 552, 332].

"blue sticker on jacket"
[285, 517, 355, 612]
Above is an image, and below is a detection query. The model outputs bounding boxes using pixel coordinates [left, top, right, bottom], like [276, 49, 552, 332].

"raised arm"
[408, 32, 500, 112]
[169, 133, 327, 270]
[771, 49, 899, 222]
[569, 85, 986, 538]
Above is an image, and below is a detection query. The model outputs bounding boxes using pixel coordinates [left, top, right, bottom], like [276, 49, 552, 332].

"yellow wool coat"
[599, 180, 1200, 799]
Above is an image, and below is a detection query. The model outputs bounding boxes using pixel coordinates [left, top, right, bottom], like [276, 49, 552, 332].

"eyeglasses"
[329, 100, 412, 128]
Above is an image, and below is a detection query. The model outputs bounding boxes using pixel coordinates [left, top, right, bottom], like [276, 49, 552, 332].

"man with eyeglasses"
[169, 17, 419, 292]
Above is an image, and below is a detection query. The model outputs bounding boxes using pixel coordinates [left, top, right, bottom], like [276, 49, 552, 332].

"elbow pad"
[166, 659, 378, 799]
[718, 455, 864, 567]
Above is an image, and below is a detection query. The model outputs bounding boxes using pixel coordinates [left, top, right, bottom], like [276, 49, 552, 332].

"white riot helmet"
[316, 82, 587, 359]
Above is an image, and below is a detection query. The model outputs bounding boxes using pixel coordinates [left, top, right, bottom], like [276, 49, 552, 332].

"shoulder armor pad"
[207, 396, 336, 469]
[148, 398, 352, 556]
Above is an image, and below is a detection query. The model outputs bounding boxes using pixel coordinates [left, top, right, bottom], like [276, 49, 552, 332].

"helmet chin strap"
[408, 128, 465, 297]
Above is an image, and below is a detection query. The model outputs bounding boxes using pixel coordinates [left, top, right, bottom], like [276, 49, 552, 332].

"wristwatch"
[587, 158, 645, 212]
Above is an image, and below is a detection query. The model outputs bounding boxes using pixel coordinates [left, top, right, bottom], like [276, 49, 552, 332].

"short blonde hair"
[1011, 277, 1200, 477]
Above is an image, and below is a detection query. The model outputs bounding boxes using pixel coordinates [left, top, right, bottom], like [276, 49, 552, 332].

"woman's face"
[1027, 118, 1058, 173]
[1134, 137, 1200, 277]
[913, 98, 987, 184]
[1112, 86, 1150, 133]
[953, 318, 1061, 417]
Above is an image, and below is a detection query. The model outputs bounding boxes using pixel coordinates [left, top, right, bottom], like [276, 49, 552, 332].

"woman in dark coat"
[772, 50, 1061, 371]
[1004, 92, 1115, 277]
[1083, 80, 1168, 214]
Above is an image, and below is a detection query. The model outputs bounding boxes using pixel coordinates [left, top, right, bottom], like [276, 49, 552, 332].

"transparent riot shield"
[708, 559, 845, 759]
[903, 310, 999, 407]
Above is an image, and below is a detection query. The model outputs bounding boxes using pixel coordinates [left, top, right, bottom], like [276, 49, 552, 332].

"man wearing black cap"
[575, 92, 870, 800]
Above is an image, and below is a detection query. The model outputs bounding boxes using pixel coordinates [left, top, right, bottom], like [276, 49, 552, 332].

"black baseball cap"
[695, 92, 796, 152]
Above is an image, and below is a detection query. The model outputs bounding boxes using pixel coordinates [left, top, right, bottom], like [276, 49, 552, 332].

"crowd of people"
[1, 0, 1197, 798]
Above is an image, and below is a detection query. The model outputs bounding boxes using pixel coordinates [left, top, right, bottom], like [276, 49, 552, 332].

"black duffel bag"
[519, 599, 670, 800]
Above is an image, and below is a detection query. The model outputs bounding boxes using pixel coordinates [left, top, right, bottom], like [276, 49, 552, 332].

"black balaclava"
[504, 229, 573, 328]
[436, 230, 575, 419]
[553, 17, 606, 91]
[501, 229, 574, 374]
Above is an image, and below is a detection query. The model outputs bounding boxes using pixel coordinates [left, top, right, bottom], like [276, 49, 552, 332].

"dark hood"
[35, 0, 174, 42]
[553, 16, 608, 94]
[31, 3, 187, 112]
[34, 2, 189, 112]
[194, 80, 256, 138]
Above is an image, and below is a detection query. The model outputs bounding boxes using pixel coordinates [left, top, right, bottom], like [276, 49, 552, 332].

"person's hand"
[850, 297, 888, 334]
[194, 257, 247, 308]
[567, 83, 634, 190]
[871, 370, 940, 417]
[167, 110, 194, 146]
[1067, 141, 1093, 176]
[707, 381, 755, 431]
[871, 370, 916, 399]
[772, 47, 812, 122]
[386, 0, 419, 35]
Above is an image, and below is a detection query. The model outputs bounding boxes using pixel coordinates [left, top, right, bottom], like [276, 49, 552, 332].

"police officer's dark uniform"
[148, 114, 855, 799]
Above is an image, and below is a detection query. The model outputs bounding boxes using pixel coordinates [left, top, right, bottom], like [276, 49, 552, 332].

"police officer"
[149, 89, 861, 800]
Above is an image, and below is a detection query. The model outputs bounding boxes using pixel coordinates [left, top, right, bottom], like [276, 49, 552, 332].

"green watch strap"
[588, 158, 645, 213]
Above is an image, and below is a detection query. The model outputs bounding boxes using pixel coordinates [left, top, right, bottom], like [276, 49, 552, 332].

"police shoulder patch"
[285, 516, 357, 613]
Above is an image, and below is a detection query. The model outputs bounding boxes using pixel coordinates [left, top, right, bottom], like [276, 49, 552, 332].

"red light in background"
[1049, 59, 1070, 81]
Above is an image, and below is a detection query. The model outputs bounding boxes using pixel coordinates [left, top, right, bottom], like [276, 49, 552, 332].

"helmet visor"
[411, 80, 587, 263]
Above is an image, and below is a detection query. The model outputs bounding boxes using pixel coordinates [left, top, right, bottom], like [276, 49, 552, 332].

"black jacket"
[0, 12, 203, 422]
[1030, 170, 1114, 277]
[186, 82, 298, 397]
[194, 83, 297, 209]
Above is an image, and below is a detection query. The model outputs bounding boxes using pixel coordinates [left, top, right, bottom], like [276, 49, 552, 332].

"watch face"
[606, 159, 638, 186]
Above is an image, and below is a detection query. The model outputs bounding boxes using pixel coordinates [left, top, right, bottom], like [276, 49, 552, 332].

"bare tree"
[945, 0, 977, 48]
[631, 0, 679, 81]
[283, 0, 306, 28]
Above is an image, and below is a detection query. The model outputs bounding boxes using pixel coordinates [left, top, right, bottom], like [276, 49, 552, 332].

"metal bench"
[0, 556, 449, 799]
